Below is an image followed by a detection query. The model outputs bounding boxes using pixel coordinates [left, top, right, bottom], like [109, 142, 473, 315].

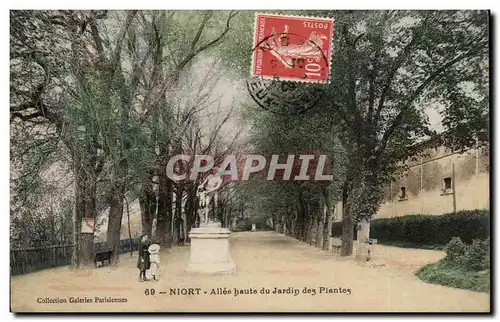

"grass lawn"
[416, 260, 490, 293]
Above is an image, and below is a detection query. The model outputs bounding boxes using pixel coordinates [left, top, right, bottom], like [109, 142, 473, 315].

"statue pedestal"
[187, 222, 235, 274]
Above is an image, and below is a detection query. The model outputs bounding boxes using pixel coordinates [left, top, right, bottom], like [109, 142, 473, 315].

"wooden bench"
[94, 250, 113, 268]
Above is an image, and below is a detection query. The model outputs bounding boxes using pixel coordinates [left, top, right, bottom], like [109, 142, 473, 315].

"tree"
[134, 10, 239, 247]
[237, 103, 347, 245]
[316, 10, 489, 255]
[10, 10, 488, 269]
[10, 10, 108, 267]
[217, 10, 489, 256]
[79, 10, 161, 264]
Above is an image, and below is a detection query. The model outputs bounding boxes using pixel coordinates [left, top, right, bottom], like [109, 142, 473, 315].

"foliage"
[444, 237, 467, 262]
[232, 217, 252, 232]
[11, 196, 73, 248]
[323, 10, 486, 214]
[318, 10, 487, 254]
[462, 238, 490, 271]
[416, 261, 489, 293]
[416, 235, 490, 293]
[10, 10, 243, 258]
[220, 10, 489, 255]
[235, 105, 347, 235]
[368, 209, 489, 246]
[10, 10, 490, 261]
[10, 11, 78, 235]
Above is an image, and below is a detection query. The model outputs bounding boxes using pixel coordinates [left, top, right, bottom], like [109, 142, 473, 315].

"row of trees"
[10, 10, 489, 267]
[234, 10, 489, 255]
[10, 10, 245, 266]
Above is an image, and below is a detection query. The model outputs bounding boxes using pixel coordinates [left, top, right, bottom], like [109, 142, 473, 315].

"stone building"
[376, 140, 490, 218]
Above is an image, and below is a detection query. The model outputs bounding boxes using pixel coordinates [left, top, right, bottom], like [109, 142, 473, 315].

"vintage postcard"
[9, 9, 491, 313]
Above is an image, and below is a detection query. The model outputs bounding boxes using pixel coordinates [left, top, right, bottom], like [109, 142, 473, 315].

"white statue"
[197, 168, 223, 225]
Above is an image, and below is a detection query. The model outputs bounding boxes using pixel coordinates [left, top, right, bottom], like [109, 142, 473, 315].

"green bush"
[254, 217, 273, 231]
[232, 218, 252, 232]
[444, 237, 467, 262]
[331, 210, 489, 248]
[462, 238, 490, 271]
[232, 217, 273, 232]
[416, 236, 491, 293]
[370, 209, 489, 246]
[443, 237, 490, 271]
[483, 242, 491, 269]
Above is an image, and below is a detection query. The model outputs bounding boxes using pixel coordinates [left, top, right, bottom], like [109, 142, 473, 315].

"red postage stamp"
[251, 13, 335, 83]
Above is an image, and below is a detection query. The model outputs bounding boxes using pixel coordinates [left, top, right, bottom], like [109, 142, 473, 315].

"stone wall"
[376, 145, 489, 218]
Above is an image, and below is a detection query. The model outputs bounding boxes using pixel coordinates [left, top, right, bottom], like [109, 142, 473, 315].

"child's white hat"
[148, 244, 160, 254]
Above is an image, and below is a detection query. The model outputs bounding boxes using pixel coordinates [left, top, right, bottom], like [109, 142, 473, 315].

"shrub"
[370, 209, 489, 246]
[462, 238, 490, 271]
[482, 240, 491, 269]
[232, 218, 252, 232]
[444, 237, 467, 263]
[254, 217, 273, 231]
[232, 216, 273, 232]
[416, 236, 491, 293]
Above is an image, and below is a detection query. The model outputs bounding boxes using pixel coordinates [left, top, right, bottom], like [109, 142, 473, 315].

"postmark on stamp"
[251, 13, 335, 83]
[246, 78, 325, 115]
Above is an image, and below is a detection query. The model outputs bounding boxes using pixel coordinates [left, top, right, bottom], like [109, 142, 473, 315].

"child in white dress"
[148, 244, 161, 281]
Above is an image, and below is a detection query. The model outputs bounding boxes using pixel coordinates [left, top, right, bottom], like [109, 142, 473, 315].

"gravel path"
[10, 231, 490, 312]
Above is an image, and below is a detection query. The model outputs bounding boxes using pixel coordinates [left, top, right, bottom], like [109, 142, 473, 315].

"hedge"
[331, 221, 343, 237]
[331, 209, 489, 246]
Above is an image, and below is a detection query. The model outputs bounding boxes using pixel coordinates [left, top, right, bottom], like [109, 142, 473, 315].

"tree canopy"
[10, 10, 489, 263]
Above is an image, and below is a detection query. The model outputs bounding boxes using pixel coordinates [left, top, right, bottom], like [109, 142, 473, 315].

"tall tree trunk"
[72, 154, 97, 269]
[315, 209, 324, 248]
[291, 210, 300, 240]
[341, 183, 354, 256]
[184, 186, 196, 242]
[107, 186, 125, 264]
[157, 151, 173, 247]
[292, 210, 298, 238]
[323, 208, 334, 251]
[181, 210, 186, 246]
[322, 187, 333, 250]
[106, 143, 128, 264]
[173, 184, 183, 246]
[125, 197, 133, 257]
[306, 206, 314, 245]
[296, 192, 306, 241]
[139, 173, 156, 238]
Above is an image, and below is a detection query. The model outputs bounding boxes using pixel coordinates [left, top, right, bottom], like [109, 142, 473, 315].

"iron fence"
[10, 237, 141, 276]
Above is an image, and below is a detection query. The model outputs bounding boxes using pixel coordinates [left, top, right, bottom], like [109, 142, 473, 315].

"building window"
[399, 187, 407, 201]
[441, 177, 453, 195]
[443, 177, 452, 190]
